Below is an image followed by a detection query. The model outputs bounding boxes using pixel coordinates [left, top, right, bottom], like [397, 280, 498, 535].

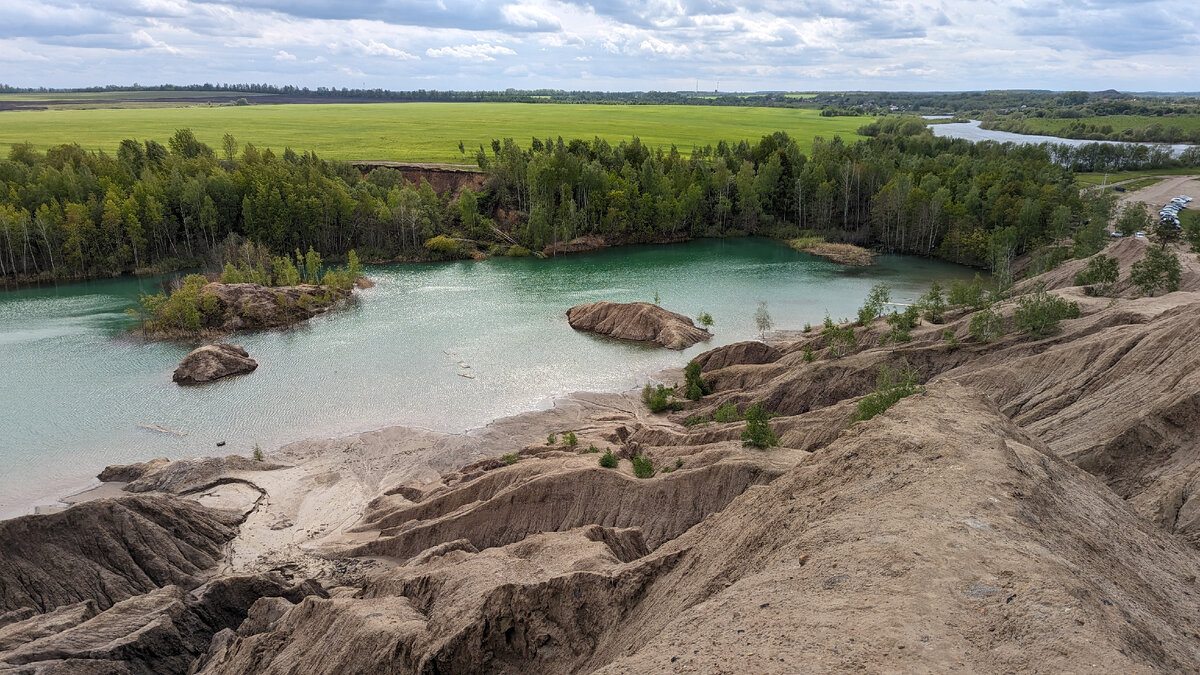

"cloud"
[425, 43, 517, 61]
[0, 0, 1195, 91]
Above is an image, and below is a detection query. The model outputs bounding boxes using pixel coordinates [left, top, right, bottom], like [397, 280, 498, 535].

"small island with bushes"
[128, 239, 369, 338]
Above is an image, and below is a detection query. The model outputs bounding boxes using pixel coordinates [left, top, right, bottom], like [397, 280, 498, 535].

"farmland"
[0, 101, 871, 163]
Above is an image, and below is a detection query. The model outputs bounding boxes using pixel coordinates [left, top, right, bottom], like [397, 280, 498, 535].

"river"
[928, 119, 1192, 157]
[0, 238, 978, 517]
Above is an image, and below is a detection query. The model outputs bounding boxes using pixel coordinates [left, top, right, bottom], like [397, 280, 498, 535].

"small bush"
[852, 364, 923, 423]
[942, 329, 960, 352]
[1013, 283, 1080, 338]
[675, 458, 683, 469]
[252, 444, 264, 462]
[968, 305, 1006, 343]
[1074, 254, 1119, 295]
[424, 234, 462, 257]
[802, 345, 816, 362]
[684, 414, 710, 427]
[713, 402, 741, 423]
[741, 402, 779, 449]
[502, 453, 519, 465]
[696, 311, 714, 328]
[684, 360, 710, 401]
[642, 383, 679, 413]
[585, 443, 600, 453]
[883, 305, 919, 345]
[547, 433, 557, 445]
[599, 449, 619, 468]
[632, 454, 656, 478]
[506, 244, 532, 257]
[564, 431, 578, 447]
[822, 322, 857, 358]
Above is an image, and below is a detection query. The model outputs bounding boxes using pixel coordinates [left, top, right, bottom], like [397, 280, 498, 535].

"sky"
[2, 0, 1197, 92]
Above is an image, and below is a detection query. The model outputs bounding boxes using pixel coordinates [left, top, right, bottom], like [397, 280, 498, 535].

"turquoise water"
[0, 238, 977, 516]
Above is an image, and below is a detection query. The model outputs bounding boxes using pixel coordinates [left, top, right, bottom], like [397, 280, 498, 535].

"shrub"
[741, 402, 779, 449]
[713, 402, 741, 423]
[822, 322, 857, 358]
[506, 244, 532, 257]
[642, 383, 679, 413]
[919, 282, 947, 324]
[1074, 254, 1119, 295]
[968, 305, 1006, 343]
[1130, 246, 1182, 296]
[502, 453, 519, 465]
[547, 433, 557, 445]
[802, 322, 812, 333]
[942, 329, 960, 352]
[424, 235, 462, 257]
[802, 345, 816, 362]
[585, 443, 601, 453]
[252, 444, 264, 462]
[632, 454, 656, 478]
[1013, 283, 1080, 338]
[883, 305, 919, 345]
[852, 364, 923, 423]
[755, 301, 774, 338]
[684, 360, 710, 401]
[565, 431, 578, 447]
[675, 458, 684, 469]
[599, 449, 619, 468]
[856, 282, 891, 326]
[948, 274, 988, 310]
[696, 311, 714, 328]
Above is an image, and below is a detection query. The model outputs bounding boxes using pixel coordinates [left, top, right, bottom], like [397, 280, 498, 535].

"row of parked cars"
[1160, 195, 1192, 228]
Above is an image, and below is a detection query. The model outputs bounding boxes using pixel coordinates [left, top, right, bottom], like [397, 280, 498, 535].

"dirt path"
[1117, 174, 1200, 211]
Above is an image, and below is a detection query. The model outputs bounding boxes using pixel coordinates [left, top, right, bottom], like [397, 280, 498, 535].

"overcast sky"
[2, 0, 1197, 92]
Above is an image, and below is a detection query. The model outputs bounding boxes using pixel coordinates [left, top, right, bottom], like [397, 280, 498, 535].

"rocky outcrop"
[566, 301, 711, 350]
[542, 235, 606, 257]
[693, 340, 781, 371]
[0, 497, 241, 615]
[108, 455, 286, 496]
[0, 576, 324, 674]
[173, 343, 258, 384]
[198, 282, 352, 333]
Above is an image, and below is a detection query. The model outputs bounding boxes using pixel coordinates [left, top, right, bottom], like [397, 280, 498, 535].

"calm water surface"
[929, 119, 1192, 157]
[0, 238, 977, 516]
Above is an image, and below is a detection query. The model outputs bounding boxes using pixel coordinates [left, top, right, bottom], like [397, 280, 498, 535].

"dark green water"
[0, 238, 978, 516]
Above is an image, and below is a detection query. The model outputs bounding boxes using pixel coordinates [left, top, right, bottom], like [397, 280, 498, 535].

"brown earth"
[351, 162, 485, 199]
[567, 301, 712, 350]
[795, 241, 875, 266]
[542, 235, 607, 257]
[173, 343, 258, 384]
[9, 237, 1200, 672]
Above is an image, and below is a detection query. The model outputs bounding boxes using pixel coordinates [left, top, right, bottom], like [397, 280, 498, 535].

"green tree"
[1130, 246, 1182, 296]
[754, 300, 773, 338]
[856, 282, 891, 326]
[1013, 283, 1081, 337]
[1073, 254, 1119, 295]
[968, 304, 1005, 343]
[684, 360, 710, 401]
[741, 402, 778, 449]
[919, 281, 947, 323]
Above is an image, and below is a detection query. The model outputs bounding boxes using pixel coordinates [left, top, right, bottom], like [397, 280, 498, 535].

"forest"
[0, 119, 1194, 283]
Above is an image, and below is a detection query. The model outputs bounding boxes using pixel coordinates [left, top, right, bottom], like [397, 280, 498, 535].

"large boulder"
[566, 301, 711, 350]
[173, 343, 257, 385]
[693, 340, 782, 371]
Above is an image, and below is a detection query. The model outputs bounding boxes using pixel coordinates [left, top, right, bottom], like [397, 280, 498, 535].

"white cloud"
[273, 49, 295, 61]
[350, 39, 417, 59]
[425, 43, 517, 61]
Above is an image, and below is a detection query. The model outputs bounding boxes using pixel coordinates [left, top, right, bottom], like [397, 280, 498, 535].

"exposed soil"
[7, 237, 1200, 673]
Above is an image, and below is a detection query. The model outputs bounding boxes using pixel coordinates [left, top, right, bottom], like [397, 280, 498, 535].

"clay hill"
[567, 301, 712, 349]
[6, 237, 1200, 673]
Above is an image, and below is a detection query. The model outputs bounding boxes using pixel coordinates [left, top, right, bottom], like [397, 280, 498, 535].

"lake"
[0, 238, 978, 517]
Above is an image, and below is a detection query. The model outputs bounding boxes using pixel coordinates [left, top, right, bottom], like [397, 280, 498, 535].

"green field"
[1076, 167, 1200, 186]
[1017, 114, 1200, 136]
[0, 102, 872, 163]
[0, 90, 272, 102]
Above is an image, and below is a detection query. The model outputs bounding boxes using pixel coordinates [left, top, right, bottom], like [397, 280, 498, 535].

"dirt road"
[1118, 174, 1200, 211]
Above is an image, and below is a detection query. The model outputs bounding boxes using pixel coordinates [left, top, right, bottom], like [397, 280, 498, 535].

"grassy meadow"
[0, 101, 872, 163]
[1016, 114, 1200, 137]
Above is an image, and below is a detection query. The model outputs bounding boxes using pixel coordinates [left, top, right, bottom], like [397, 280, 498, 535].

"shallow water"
[0, 238, 978, 516]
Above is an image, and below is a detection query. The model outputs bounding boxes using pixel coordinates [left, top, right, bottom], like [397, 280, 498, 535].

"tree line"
[0, 121, 1157, 283]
